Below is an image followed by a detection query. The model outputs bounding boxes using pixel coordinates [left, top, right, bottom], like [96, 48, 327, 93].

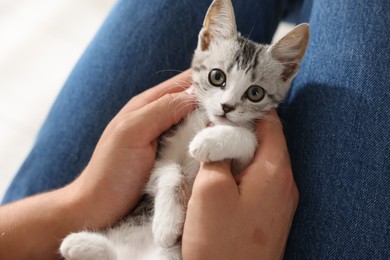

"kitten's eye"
[208, 69, 226, 87]
[246, 85, 265, 102]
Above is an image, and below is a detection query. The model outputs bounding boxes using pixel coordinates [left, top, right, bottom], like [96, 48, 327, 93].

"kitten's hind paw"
[60, 232, 117, 260]
[153, 220, 181, 248]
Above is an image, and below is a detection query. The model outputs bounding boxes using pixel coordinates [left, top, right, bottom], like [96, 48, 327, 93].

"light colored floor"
[0, 0, 293, 201]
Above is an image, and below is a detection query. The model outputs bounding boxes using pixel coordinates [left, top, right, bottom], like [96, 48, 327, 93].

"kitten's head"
[191, 0, 309, 127]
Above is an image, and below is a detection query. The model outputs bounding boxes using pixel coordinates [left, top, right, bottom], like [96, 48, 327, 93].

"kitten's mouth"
[212, 114, 234, 125]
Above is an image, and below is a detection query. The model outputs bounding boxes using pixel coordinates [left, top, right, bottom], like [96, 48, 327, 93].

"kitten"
[60, 0, 309, 259]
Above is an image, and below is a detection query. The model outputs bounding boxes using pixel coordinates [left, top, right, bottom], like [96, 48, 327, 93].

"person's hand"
[182, 109, 298, 260]
[66, 70, 196, 229]
[0, 71, 196, 260]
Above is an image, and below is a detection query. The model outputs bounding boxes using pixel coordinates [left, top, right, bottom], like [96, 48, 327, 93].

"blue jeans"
[3, 0, 390, 258]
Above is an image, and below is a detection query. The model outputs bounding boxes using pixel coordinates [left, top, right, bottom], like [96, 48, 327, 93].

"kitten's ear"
[270, 23, 310, 81]
[198, 0, 237, 51]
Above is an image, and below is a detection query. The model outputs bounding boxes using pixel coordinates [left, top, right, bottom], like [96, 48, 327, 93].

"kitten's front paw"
[189, 127, 228, 162]
[60, 232, 116, 260]
[190, 126, 257, 173]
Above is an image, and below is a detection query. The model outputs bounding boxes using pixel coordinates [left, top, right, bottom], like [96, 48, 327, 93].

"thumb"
[135, 91, 196, 141]
[192, 160, 239, 201]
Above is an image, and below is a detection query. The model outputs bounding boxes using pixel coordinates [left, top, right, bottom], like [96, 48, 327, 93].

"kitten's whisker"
[152, 68, 192, 97]
[169, 94, 197, 112]
[174, 78, 192, 84]
[260, 114, 281, 126]
[245, 6, 261, 41]
[158, 80, 191, 98]
[175, 79, 192, 86]
[158, 85, 182, 98]
[172, 83, 190, 92]
[274, 61, 301, 66]
[249, 118, 257, 125]
[155, 69, 184, 74]
[173, 101, 197, 116]
[173, 82, 188, 91]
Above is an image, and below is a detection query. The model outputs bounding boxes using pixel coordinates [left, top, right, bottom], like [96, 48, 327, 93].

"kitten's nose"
[221, 103, 235, 114]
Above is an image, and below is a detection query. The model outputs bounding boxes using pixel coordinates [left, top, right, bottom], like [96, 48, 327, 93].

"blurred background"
[0, 0, 292, 200]
[0, 0, 116, 200]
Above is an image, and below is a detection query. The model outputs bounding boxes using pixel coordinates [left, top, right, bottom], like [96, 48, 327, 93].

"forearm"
[0, 186, 86, 259]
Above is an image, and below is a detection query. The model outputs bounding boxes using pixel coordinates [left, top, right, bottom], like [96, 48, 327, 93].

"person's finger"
[130, 91, 196, 143]
[236, 109, 293, 196]
[192, 160, 239, 202]
[121, 69, 192, 114]
[253, 109, 289, 164]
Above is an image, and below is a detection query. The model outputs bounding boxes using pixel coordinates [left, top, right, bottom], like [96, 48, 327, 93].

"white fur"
[61, 225, 181, 260]
[190, 125, 257, 173]
[60, 232, 117, 260]
[151, 163, 186, 248]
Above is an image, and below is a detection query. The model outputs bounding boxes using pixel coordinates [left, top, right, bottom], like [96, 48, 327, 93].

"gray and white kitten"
[60, 0, 309, 259]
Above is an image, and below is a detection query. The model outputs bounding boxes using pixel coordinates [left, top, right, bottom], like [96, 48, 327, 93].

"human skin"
[182, 109, 298, 260]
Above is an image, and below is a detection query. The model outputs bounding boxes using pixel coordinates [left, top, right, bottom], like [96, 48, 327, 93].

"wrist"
[62, 166, 125, 230]
[60, 176, 104, 231]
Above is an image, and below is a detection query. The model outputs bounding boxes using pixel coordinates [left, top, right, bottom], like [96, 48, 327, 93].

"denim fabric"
[3, 0, 390, 258]
[282, 0, 390, 258]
